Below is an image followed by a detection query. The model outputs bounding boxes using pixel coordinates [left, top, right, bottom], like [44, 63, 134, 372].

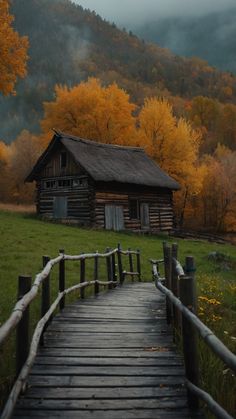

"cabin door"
[105, 205, 124, 231]
[140, 203, 150, 229]
[53, 196, 67, 218]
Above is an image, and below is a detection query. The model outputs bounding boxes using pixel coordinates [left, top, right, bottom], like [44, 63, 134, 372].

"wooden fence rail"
[151, 242, 236, 419]
[0, 244, 141, 419]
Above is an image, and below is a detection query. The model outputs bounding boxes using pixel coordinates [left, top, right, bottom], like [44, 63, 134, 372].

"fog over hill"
[129, 9, 236, 73]
[76, 0, 236, 72]
[75, 0, 236, 21]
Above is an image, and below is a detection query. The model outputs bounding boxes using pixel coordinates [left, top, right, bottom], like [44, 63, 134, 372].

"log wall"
[36, 180, 174, 231]
[93, 186, 174, 232]
[36, 175, 93, 226]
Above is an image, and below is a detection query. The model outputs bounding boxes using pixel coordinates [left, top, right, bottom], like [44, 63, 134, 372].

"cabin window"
[129, 199, 140, 219]
[58, 179, 72, 188]
[45, 180, 56, 189]
[72, 178, 88, 188]
[60, 152, 67, 168]
[73, 179, 80, 187]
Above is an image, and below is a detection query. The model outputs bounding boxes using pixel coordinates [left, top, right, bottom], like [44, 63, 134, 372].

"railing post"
[163, 242, 172, 325]
[59, 249, 65, 310]
[185, 256, 197, 312]
[111, 251, 116, 288]
[128, 248, 134, 281]
[106, 247, 113, 290]
[117, 243, 123, 285]
[40, 255, 50, 345]
[171, 243, 180, 336]
[179, 274, 199, 410]
[136, 249, 141, 282]
[94, 251, 99, 296]
[16, 275, 32, 377]
[80, 255, 85, 299]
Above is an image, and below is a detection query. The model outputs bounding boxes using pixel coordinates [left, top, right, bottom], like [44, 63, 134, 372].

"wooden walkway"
[13, 283, 203, 418]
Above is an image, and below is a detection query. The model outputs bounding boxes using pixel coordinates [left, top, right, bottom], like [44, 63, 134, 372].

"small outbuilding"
[26, 131, 180, 231]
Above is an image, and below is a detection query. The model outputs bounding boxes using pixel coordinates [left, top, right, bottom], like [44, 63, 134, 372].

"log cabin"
[26, 131, 180, 232]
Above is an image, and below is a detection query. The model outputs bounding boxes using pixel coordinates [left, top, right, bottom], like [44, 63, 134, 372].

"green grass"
[0, 210, 235, 415]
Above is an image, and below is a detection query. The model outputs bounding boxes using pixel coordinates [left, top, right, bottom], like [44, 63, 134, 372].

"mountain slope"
[1, 0, 236, 142]
[131, 9, 236, 74]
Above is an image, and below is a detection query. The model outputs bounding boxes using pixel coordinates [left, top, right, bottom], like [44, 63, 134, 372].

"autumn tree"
[138, 98, 202, 225]
[188, 96, 221, 154]
[218, 104, 236, 150]
[41, 78, 137, 145]
[7, 130, 44, 203]
[189, 96, 220, 131]
[0, 141, 10, 201]
[0, 0, 29, 95]
[200, 146, 236, 231]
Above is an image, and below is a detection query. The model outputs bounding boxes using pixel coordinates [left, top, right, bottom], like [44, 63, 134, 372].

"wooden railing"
[151, 242, 236, 419]
[0, 244, 141, 419]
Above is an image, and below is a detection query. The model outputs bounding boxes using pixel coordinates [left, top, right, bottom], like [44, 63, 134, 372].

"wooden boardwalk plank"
[34, 356, 183, 366]
[27, 375, 187, 387]
[14, 282, 203, 418]
[14, 409, 203, 419]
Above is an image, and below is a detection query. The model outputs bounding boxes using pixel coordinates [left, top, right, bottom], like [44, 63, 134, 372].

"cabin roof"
[26, 131, 180, 190]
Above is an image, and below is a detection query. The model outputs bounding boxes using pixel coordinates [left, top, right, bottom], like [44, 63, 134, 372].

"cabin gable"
[39, 143, 85, 179]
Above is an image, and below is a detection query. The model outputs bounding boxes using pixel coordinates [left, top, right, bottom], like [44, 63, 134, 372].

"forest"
[0, 0, 235, 233]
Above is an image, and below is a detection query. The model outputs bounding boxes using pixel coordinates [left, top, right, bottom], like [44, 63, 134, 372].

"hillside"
[1, 0, 236, 142]
[129, 8, 236, 74]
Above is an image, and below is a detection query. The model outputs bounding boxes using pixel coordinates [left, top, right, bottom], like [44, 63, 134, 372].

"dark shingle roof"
[26, 132, 180, 190]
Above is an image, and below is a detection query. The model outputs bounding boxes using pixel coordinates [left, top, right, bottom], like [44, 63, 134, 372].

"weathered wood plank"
[33, 356, 183, 366]
[47, 324, 169, 333]
[30, 365, 184, 376]
[42, 339, 173, 348]
[35, 356, 182, 367]
[23, 386, 186, 399]
[36, 348, 180, 358]
[27, 375, 186, 387]
[16, 397, 188, 409]
[14, 409, 203, 419]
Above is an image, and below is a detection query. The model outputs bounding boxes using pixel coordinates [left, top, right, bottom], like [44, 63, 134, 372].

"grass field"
[0, 209, 235, 415]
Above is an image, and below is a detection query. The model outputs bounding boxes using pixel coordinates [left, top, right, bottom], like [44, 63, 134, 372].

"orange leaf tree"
[0, 0, 29, 95]
[200, 146, 236, 231]
[138, 97, 202, 226]
[0, 140, 10, 200]
[7, 130, 44, 203]
[41, 78, 137, 145]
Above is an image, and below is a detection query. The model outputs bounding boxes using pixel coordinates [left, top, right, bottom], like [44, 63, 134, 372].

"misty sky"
[74, 0, 236, 24]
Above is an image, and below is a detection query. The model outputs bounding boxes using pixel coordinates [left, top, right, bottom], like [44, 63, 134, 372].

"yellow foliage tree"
[218, 104, 236, 150]
[41, 78, 137, 145]
[7, 130, 44, 203]
[0, 141, 9, 162]
[138, 98, 202, 225]
[0, 141, 10, 200]
[199, 147, 236, 231]
[0, 0, 29, 95]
